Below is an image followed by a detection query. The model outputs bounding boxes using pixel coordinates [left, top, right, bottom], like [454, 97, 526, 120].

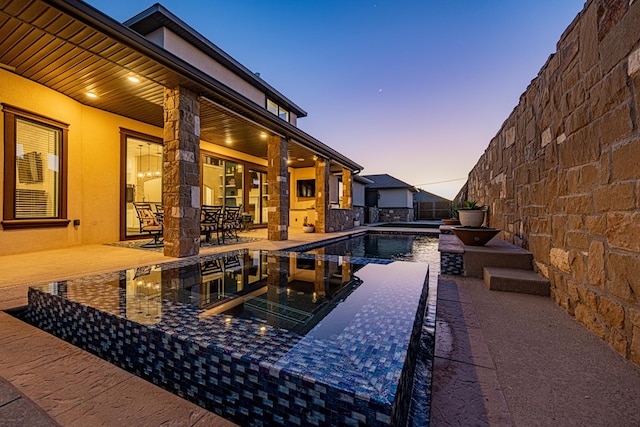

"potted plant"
[302, 216, 315, 233]
[456, 200, 486, 227]
[442, 205, 460, 225]
[353, 213, 360, 227]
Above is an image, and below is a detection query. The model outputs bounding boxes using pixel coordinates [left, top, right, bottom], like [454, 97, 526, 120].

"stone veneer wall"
[457, 0, 640, 365]
[326, 208, 354, 232]
[377, 208, 415, 223]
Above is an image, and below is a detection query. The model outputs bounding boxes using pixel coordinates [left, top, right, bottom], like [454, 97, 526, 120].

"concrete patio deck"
[1, 227, 639, 426]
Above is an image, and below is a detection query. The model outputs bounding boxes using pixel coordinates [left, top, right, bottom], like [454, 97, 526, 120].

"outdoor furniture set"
[133, 203, 244, 248]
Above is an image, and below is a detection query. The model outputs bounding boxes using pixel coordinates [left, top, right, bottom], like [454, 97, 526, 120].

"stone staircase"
[438, 231, 550, 296]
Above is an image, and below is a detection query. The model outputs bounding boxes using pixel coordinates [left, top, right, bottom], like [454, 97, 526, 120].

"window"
[201, 155, 244, 209]
[2, 105, 68, 228]
[266, 98, 289, 122]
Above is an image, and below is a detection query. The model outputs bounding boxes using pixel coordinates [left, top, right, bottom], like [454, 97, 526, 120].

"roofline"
[354, 175, 374, 185]
[366, 185, 418, 192]
[44, 0, 362, 171]
[363, 174, 418, 191]
[124, 4, 307, 118]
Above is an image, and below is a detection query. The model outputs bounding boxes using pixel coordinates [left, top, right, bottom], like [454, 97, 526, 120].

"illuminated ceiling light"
[312, 155, 317, 161]
[225, 138, 232, 144]
[86, 92, 97, 98]
[260, 132, 267, 139]
[127, 76, 140, 83]
[287, 159, 292, 164]
[297, 158, 305, 162]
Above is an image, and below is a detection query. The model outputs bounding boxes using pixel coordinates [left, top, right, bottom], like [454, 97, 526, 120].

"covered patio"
[0, 0, 362, 258]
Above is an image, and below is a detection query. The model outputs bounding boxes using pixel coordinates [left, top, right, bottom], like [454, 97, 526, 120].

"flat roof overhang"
[0, 0, 363, 172]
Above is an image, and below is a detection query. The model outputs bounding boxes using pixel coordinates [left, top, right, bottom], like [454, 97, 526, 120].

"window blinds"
[15, 118, 59, 218]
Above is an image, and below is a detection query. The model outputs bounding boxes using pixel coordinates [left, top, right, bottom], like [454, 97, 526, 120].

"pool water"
[302, 233, 440, 265]
[25, 236, 435, 426]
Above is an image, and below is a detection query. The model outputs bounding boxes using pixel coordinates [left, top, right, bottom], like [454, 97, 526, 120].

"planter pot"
[451, 226, 500, 246]
[458, 209, 485, 227]
[353, 220, 360, 227]
[442, 219, 461, 225]
[303, 225, 315, 233]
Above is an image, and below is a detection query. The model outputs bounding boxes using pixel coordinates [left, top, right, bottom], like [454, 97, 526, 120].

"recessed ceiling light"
[260, 132, 267, 139]
[297, 158, 304, 162]
[287, 159, 292, 164]
[86, 92, 97, 98]
[225, 138, 232, 144]
[128, 76, 140, 83]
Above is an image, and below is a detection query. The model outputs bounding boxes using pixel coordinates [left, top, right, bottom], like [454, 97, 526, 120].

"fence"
[414, 201, 452, 220]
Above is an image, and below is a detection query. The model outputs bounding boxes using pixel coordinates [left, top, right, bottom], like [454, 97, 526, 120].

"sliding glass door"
[248, 170, 268, 225]
[122, 132, 163, 239]
[201, 154, 268, 226]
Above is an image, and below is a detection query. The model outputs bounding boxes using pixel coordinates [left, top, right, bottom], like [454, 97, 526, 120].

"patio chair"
[154, 203, 164, 225]
[133, 202, 163, 247]
[201, 205, 223, 244]
[221, 205, 242, 242]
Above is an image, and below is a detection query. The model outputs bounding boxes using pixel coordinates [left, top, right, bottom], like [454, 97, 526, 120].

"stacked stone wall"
[377, 208, 414, 223]
[326, 209, 354, 232]
[367, 207, 380, 224]
[458, 0, 640, 365]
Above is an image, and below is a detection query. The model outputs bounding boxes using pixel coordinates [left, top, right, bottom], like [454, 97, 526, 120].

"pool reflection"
[120, 249, 366, 334]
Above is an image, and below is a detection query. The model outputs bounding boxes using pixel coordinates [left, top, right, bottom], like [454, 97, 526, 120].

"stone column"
[267, 136, 288, 241]
[341, 168, 352, 209]
[163, 86, 200, 258]
[315, 157, 330, 233]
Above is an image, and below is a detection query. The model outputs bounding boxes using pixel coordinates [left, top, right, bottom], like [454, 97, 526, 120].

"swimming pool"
[298, 233, 439, 264]
[25, 236, 434, 426]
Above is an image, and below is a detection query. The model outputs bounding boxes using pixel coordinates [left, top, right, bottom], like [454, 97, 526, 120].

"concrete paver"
[432, 274, 640, 426]
[431, 276, 512, 426]
[0, 381, 60, 427]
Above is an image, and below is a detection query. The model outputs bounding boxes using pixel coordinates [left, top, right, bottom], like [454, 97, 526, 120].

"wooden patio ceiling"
[0, 0, 356, 171]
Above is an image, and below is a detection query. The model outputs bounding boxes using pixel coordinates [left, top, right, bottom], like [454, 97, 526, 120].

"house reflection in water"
[117, 249, 365, 334]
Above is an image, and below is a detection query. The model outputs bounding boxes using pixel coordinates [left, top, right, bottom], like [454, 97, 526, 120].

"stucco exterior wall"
[0, 70, 163, 255]
[458, 0, 640, 365]
[353, 181, 366, 206]
[157, 28, 266, 106]
[378, 188, 413, 208]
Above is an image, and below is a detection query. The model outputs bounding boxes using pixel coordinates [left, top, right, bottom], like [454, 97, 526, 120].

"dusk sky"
[87, 0, 585, 199]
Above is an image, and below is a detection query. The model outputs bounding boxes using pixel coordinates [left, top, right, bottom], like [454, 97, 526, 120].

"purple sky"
[86, 0, 585, 199]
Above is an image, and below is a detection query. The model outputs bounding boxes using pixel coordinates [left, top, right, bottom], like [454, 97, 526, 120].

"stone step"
[462, 239, 533, 278]
[483, 267, 550, 296]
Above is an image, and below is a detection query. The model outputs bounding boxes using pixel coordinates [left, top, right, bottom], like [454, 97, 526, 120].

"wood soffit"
[0, 0, 360, 172]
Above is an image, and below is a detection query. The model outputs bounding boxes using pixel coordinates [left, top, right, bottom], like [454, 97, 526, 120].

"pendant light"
[145, 143, 152, 177]
[155, 145, 162, 176]
[137, 145, 144, 178]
